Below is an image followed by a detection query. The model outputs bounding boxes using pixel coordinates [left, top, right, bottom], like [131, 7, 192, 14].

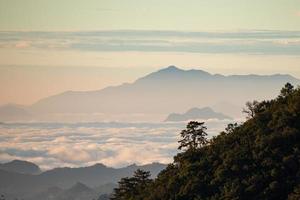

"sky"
[1, 0, 300, 31]
[0, 0, 300, 105]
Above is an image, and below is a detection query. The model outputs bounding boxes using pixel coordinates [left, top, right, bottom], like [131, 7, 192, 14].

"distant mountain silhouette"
[136, 65, 213, 83]
[165, 107, 232, 122]
[0, 161, 166, 200]
[58, 182, 97, 200]
[0, 160, 41, 175]
[31, 183, 115, 200]
[0, 104, 32, 121]
[1, 66, 300, 121]
[31, 182, 100, 200]
[30, 186, 64, 200]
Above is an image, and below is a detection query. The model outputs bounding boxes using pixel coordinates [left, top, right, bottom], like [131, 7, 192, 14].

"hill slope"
[112, 83, 300, 200]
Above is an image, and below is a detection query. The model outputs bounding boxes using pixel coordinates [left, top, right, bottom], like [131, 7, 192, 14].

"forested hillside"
[112, 83, 300, 200]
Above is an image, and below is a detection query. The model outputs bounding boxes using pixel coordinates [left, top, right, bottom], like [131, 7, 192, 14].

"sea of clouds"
[0, 119, 236, 170]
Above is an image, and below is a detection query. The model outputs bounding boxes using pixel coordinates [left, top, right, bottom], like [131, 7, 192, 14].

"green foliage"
[280, 82, 295, 98]
[178, 121, 208, 151]
[242, 100, 260, 119]
[110, 169, 152, 200]
[113, 83, 300, 200]
[288, 185, 300, 200]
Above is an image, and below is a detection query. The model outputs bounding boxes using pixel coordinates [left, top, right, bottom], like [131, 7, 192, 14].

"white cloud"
[48, 146, 93, 163]
[15, 41, 31, 49]
[1, 30, 300, 55]
[0, 120, 233, 170]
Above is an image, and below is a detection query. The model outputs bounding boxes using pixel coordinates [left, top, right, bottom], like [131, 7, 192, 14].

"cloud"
[0, 30, 300, 55]
[0, 120, 232, 169]
[15, 41, 31, 49]
[48, 146, 93, 163]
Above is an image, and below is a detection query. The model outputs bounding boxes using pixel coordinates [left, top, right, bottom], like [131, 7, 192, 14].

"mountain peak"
[63, 182, 96, 198]
[0, 159, 41, 175]
[165, 65, 181, 71]
[136, 66, 212, 83]
[90, 163, 107, 169]
[187, 107, 213, 114]
[155, 65, 184, 74]
[68, 182, 93, 193]
[165, 107, 232, 122]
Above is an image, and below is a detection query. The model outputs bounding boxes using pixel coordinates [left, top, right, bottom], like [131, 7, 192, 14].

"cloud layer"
[0, 120, 232, 169]
[1, 30, 300, 55]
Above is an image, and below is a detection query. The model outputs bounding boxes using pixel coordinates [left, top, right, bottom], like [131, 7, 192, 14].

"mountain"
[165, 107, 232, 122]
[0, 161, 166, 200]
[36, 162, 165, 188]
[1, 66, 300, 121]
[111, 83, 300, 200]
[94, 183, 117, 196]
[30, 186, 64, 200]
[0, 104, 32, 121]
[0, 160, 41, 175]
[31, 183, 116, 200]
[31, 183, 98, 200]
[57, 182, 97, 200]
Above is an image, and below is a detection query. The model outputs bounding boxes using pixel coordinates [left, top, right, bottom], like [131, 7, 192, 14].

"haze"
[0, 0, 300, 105]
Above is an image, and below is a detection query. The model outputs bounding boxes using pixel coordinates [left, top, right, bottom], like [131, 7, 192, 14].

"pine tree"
[110, 170, 152, 200]
[178, 121, 208, 151]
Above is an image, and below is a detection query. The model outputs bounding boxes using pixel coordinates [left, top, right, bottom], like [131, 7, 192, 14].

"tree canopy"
[178, 121, 208, 151]
[111, 169, 152, 200]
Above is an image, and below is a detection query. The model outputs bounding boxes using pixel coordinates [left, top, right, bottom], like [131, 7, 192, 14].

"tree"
[111, 177, 136, 200]
[110, 169, 152, 200]
[178, 121, 208, 151]
[225, 123, 239, 134]
[133, 169, 151, 186]
[288, 185, 300, 200]
[242, 100, 259, 119]
[280, 82, 294, 97]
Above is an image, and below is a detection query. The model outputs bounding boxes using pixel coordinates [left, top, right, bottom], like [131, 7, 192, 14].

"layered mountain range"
[0, 160, 165, 200]
[1, 66, 299, 121]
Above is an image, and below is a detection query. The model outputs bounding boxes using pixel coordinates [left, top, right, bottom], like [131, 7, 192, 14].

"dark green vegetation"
[111, 83, 300, 200]
[111, 170, 152, 200]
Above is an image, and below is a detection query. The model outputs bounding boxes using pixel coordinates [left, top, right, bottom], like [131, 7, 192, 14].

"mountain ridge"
[1, 66, 300, 121]
[0, 160, 166, 199]
[0, 159, 41, 175]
